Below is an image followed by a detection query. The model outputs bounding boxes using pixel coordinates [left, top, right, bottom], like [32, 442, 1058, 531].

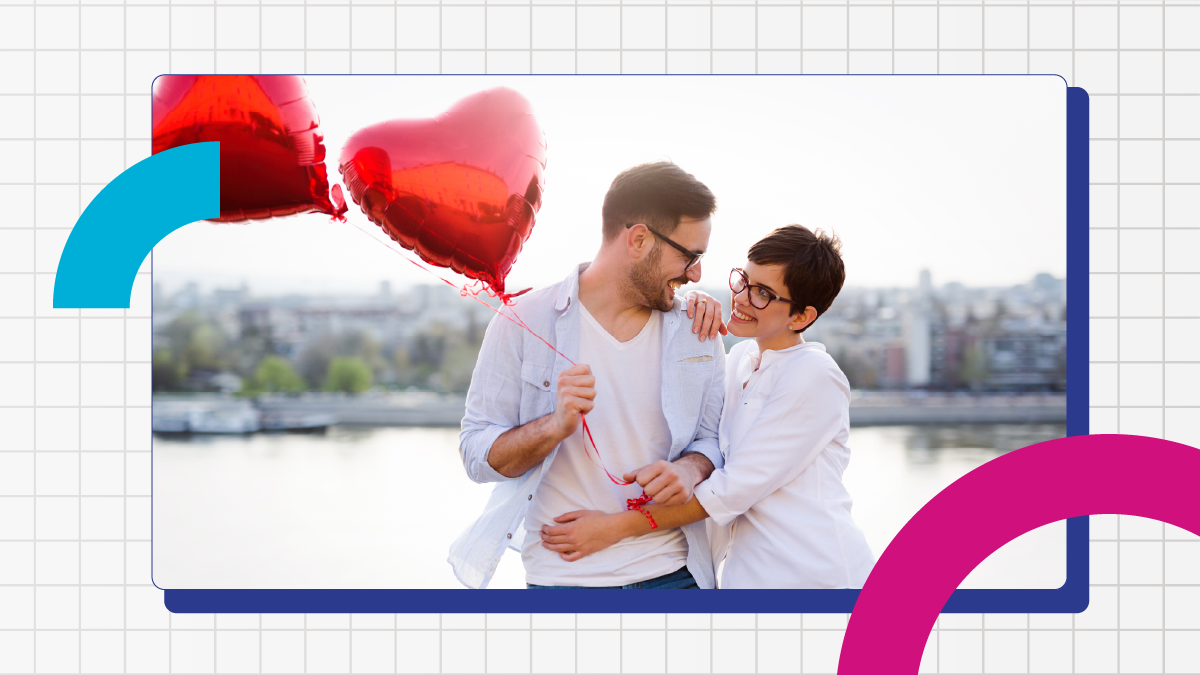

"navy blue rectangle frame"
[160, 80, 1090, 614]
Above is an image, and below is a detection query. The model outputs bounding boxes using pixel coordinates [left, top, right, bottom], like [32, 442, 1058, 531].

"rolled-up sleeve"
[694, 359, 847, 526]
[460, 312, 524, 484]
[681, 339, 727, 471]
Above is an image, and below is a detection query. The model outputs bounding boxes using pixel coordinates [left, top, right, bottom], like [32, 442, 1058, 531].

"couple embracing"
[449, 162, 874, 590]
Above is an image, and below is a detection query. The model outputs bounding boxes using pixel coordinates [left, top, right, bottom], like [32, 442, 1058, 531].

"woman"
[538, 225, 874, 588]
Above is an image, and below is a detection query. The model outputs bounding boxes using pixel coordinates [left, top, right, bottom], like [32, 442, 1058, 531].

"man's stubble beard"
[621, 244, 676, 313]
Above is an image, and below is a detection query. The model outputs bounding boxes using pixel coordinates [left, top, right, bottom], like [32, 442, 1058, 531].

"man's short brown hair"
[601, 162, 717, 242]
[748, 224, 845, 333]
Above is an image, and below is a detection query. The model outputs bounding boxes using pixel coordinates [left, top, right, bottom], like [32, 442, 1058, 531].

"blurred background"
[151, 76, 1070, 590]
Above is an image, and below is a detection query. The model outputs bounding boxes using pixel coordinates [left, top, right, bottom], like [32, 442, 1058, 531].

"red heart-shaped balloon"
[338, 88, 547, 298]
[152, 75, 347, 222]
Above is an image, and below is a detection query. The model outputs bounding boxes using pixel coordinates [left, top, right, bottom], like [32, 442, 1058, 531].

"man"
[449, 162, 727, 589]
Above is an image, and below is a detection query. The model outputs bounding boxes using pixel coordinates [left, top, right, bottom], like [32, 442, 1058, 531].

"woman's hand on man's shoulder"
[683, 290, 727, 341]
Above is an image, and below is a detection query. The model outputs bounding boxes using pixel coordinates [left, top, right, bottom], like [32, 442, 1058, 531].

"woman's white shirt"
[693, 339, 875, 589]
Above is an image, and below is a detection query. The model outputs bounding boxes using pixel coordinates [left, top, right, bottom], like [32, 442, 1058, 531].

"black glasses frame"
[625, 223, 704, 271]
[729, 267, 795, 310]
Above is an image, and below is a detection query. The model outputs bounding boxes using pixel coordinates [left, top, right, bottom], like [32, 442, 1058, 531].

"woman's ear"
[790, 306, 818, 332]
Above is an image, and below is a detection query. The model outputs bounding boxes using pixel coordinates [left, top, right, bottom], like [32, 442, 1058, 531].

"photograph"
[149, 74, 1071, 592]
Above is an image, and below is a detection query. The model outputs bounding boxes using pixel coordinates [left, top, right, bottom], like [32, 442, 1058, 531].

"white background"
[1, 1, 1199, 674]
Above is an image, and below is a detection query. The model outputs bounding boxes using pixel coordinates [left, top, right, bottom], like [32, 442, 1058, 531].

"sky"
[153, 75, 1068, 297]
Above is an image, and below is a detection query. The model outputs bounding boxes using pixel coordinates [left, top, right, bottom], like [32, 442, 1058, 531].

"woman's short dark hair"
[748, 224, 845, 334]
[601, 162, 717, 242]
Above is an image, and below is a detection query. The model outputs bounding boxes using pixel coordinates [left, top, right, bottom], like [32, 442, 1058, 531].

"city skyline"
[156, 267, 1061, 297]
[154, 269, 1067, 395]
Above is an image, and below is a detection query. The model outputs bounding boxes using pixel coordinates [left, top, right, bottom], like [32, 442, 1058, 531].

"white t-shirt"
[695, 340, 875, 589]
[521, 303, 688, 586]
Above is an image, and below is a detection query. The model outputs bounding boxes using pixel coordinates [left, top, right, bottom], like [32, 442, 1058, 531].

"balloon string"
[346, 219, 648, 504]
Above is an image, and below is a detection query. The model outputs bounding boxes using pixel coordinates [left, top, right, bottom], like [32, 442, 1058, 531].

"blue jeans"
[527, 565, 699, 589]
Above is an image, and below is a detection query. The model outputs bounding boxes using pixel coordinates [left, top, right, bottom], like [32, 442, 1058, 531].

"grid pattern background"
[1, 0, 1198, 672]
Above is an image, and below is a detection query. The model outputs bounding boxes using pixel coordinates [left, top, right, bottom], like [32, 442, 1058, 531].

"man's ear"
[626, 223, 652, 260]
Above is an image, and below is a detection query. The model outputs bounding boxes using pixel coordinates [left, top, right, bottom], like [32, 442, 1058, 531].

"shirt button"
[543, 381, 550, 387]
[507, 533, 512, 539]
[527, 494, 533, 500]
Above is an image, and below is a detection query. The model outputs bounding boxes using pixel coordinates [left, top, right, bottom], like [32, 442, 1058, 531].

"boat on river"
[152, 398, 337, 435]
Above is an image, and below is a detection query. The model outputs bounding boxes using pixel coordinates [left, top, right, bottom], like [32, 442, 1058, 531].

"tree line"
[151, 310, 484, 395]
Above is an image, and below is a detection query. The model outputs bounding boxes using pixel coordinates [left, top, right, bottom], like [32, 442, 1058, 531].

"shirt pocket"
[519, 361, 555, 424]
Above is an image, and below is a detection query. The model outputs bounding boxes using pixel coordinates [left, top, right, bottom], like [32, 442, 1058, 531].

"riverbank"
[847, 392, 1066, 426]
[153, 391, 1067, 430]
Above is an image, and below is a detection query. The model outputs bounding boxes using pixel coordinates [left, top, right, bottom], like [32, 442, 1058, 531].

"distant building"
[983, 318, 1067, 390]
[904, 270, 933, 387]
[884, 345, 907, 388]
[815, 271, 1067, 392]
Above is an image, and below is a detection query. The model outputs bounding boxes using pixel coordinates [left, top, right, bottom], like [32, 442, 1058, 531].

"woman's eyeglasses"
[729, 268, 794, 310]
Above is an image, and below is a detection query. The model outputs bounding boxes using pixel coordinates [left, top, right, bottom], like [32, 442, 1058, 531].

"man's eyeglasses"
[626, 223, 704, 271]
[729, 268, 795, 310]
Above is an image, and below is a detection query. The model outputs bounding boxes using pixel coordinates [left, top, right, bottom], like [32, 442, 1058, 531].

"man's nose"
[686, 260, 702, 284]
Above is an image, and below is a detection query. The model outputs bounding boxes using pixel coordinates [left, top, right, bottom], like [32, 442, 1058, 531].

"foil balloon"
[152, 75, 347, 222]
[338, 88, 547, 298]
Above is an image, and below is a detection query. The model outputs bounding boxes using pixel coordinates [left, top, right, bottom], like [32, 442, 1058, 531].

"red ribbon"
[349, 220, 655, 518]
[626, 493, 658, 530]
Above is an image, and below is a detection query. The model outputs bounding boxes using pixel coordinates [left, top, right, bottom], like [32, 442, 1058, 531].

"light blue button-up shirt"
[449, 263, 727, 589]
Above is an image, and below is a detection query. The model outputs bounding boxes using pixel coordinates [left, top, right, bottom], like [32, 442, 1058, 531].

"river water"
[153, 423, 1066, 590]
